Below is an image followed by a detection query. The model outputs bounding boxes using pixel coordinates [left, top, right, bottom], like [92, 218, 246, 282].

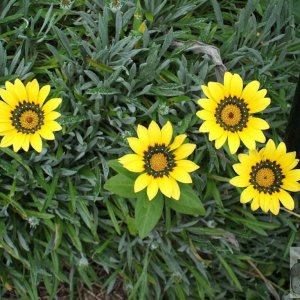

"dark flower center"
[144, 145, 175, 178]
[250, 159, 284, 194]
[215, 97, 249, 132]
[11, 102, 44, 134]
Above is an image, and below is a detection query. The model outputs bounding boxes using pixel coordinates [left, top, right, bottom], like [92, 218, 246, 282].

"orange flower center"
[150, 153, 168, 172]
[255, 168, 275, 188]
[220, 104, 242, 127]
[19, 110, 40, 130]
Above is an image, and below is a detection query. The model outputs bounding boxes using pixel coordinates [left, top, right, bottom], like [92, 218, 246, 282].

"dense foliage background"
[0, 0, 299, 299]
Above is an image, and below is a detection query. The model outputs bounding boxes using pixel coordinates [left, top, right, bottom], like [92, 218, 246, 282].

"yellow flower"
[197, 72, 270, 154]
[230, 139, 300, 215]
[119, 121, 199, 201]
[0, 79, 62, 153]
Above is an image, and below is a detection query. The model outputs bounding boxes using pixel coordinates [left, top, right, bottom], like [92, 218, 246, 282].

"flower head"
[230, 139, 300, 215]
[197, 72, 270, 154]
[119, 121, 199, 201]
[0, 79, 62, 152]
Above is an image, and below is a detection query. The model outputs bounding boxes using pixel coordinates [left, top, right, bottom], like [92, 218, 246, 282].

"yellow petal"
[22, 135, 30, 151]
[215, 134, 227, 149]
[12, 133, 26, 152]
[169, 176, 180, 200]
[158, 176, 172, 198]
[278, 189, 294, 210]
[136, 124, 149, 146]
[44, 121, 62, 132]
[238, 130, 256, 150]
[174, 143, 196, 160]
[284, 169, 300, 181]
[208, 125, 224, 141]
[44, 111, 61, 121]
[196, 110, 215, 121]
[26, 79, 39, 103]
[230, 73, 243, 98]
[260, 193, 270, 213]
[42, 98, 62, 113]
[127, 137, 147, 156]
[248, 97, 271, 113]
[134, 173, 152, 193]
[223, 72, 233, 97]
[0, 131, 16, 147]
[250, 196, 260, 211]
[175, 160, 199, 172]
[38, 85, 51, 106]
[269, 195, 280, 215]
[229, 176, 250, 187]
[207, 82, 224, 103]
[148, 121, 161, 146]
[119, 153, 142, 165]
[38, 127, 55, 140]
[161, 121, 173, 146]
[0, 123, 14, 132]
[122, 159, 145, 172]
[247, 117, 270, 130]
[227, 133, 240, 154]
[170, 167, 192, 183]
[0, 89, 18, 108]
[199, 120, 215, 133]
[197, 98, 217, 112]
[240, 185, 257, 203]
[30, 133, 43, 152]
[240, 80, 260, 101]
[281, 180, 300, 192]
[14, 79, 28, 101]
[147, 179, 159, 201]
[168, 134, 186, 151]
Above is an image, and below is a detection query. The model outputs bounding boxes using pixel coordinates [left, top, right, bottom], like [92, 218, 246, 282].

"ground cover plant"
[0, 0, 300, 299]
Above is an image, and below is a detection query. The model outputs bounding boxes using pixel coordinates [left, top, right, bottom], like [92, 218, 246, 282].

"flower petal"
[119, 153, 142, 165]
[148, 121, 161, 146]
[223, 72, 233, 97]
[169, 176, 180, 200]
[14, 79, 28, 101]
[240, 80, 260, 101]
[26, 79, 39, 104]
[230, 73, 243, 98]
[227, 133, 240, 154]
[147, 179, 159, 201]
[127, 137, 147, 156]
[38, 85, 51, 106]
[122, 159, 145, 173]
[278, 189, 295, 210]
[170, 167, 192, 183]
[134, 173, 153, 193]
[230, 176, 250, 187]
[168, 134, 187, 151]
[158, 176, 172, 198]
[161, 121, 173, 146]
[174, 143, 196, 160]
[30, 133, 43, 152]
[175, 160, 199, 172]
[42, 98, 62, 113]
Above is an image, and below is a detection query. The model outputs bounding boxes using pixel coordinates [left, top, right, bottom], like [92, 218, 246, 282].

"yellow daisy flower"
[230, 139, 300, 215]
[0, 79, 62, 153]
[119, 121, 199, 201]
[197, 72, 270, 154]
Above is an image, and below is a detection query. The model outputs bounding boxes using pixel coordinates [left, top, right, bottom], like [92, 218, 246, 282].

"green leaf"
[135, 192, 164, 239]
[167, 184, 205, 216]
[104, 174, 136, 198]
